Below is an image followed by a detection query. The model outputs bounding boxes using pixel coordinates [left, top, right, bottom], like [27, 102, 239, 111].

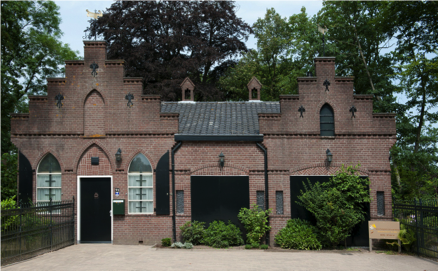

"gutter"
[174, 134, 263, 142]
[171, 142, 182, 243]
[256, 143, 270, 245]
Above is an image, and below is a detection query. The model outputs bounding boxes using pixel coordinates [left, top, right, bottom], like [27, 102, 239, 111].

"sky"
[55, 0, 324, 56]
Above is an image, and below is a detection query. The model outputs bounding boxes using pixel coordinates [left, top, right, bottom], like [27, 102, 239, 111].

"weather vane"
[318, 25, 328, 57]
[84, 9, 103, 40]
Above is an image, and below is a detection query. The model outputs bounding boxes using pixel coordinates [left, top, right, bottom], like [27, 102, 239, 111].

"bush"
[1, 196, 18, 231]
[238, 204, 272, 244]
[260, 244, 269, 249]
[275, 218, 322, 250]
[180, 221, 205, 245]
[171, 242, 193, 249]
[298, 165, 370, 248]
[203, 220, 244, 248]
[245, 244, 252, 249]
[251, 242, 260, 249]
[161, 238, 171, 247]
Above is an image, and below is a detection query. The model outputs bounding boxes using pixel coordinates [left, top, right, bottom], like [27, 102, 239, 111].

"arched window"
[37, 154, 62, 203]
[320, 104, 334, 136]
[128, 154, 153, 214]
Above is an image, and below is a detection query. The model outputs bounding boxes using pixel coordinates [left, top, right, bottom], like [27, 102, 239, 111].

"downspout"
[256, 143, 269, 245]
[171, 142, 182, 243]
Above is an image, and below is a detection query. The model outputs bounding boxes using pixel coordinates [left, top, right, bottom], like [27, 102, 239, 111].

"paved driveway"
[2, 244, 437, 271]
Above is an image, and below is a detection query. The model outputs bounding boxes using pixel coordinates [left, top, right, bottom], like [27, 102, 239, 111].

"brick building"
[11, 41, 396, 246]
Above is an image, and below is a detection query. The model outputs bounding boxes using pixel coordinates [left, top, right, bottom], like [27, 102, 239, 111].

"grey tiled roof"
[161, 102, 280, 135]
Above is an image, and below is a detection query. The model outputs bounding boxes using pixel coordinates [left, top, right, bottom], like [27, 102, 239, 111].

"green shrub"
[245, 244, 252, 249]
[180, 221, 205, 245]
[275, 218, 322, 250]
[203, 220, 244, 248]
[238, 204, 272, 244]
[1, 196, 18, 232]
[297, 165, 370, 248]
[260, 244, 269, 249]
[251, 242, 260, 248]
[161, 238, 171, 247]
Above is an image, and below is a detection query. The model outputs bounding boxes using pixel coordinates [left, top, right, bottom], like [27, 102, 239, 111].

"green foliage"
[244, 244, 252, 249]
[398, 224, 416, 252]
[298, 165, 370, 248]
[260, 244, 269, 250]
[1, 1, 79, 154]
[251, 243, 260, 249]
[161, 238, 171, 247]
[220, 7, 321, 101]
[1, 152, 17, 200]
[275, 218, 322, 250]
[203, 220, 244, 248]
[179, 221, 205, 245]
[171, 242, 193, 249]
[1, 196, 18, 231]
[238, 204, 272, 245]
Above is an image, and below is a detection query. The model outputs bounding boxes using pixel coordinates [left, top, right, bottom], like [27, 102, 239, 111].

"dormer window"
[247, 77, 262, 101]
[320, 104, 334, 136]
[180, 77, 195, 101]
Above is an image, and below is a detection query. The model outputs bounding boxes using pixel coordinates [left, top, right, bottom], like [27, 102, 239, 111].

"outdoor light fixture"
[115, 148, 122, 162]
[219, 152, 225, 168]
[326, 149, 333, 164]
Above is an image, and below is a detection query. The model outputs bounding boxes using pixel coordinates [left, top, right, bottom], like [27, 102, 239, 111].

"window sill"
[320, 136, 335, 140]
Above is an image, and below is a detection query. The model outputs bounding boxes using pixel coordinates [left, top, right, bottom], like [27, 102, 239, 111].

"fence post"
[19, 201, 23, 261]
[50, 198, 53, 252]
[72, 196, 75, 244]
[414, 198, 419, 256]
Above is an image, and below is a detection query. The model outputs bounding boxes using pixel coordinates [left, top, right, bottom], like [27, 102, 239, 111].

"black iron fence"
[1, 198, 75, 266]
[393, 198, 438, 258]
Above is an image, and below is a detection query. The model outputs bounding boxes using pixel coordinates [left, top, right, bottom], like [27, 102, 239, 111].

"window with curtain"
[37, 154, 62, 203]
[128, 154, 153, 214]
[320, 104, 335, 136]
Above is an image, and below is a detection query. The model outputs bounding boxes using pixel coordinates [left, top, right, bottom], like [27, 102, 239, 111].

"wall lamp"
[326, 149, 333, 164]
[115, 148, 122, 162]
[219, 152, 225, 168]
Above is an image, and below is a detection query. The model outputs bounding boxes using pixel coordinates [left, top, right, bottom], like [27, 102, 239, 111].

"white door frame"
[77, 175, 113, 243]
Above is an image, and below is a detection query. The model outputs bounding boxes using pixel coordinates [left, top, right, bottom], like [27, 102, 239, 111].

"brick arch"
[290, 162, 369, 176]
[74, 141, 114, 174]
[84, 89, 105, 136]
[82, 89, 106, 105]
[125, 150, 156, 172]
[32, 149, 64, 173]
[191, 163, 249, 176]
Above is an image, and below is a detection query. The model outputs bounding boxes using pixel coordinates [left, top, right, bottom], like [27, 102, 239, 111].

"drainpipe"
[171, 142, 182, 243]
[256, 143, 269, 245]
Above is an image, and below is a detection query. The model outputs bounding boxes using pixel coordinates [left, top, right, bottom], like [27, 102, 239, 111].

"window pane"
[37, 174, 61, 187]
[128, 154, 152, 173]
[129, 188, 153, 200]
[37, 188, 61, 201]
[377, 191, 385, 216]
[276, 191, 284, 215]
[257, 191, 264, 210]
[38, 154, 61, 173]
[128, 175, 152, 187]
[176, 190, 184, 214]
[129, 201, 153, 213]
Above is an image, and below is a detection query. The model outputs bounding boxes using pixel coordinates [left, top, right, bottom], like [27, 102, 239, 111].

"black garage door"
[290, 176, 370, 246]
[191, 176, 249, 233]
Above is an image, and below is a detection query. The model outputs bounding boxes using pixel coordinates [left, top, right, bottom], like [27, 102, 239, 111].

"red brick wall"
[11, 42, 396, 246]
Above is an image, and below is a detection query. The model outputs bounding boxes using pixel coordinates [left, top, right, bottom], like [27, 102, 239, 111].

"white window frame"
[36, 156, 62, 205]
[127, 154, 153, 214]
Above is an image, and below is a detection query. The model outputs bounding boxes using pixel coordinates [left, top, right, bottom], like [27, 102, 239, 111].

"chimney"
[180, 77, 195, 101]
[84, 41, 107, 66]
[247, 76, 262, 101]
[314, 57, 335, 79]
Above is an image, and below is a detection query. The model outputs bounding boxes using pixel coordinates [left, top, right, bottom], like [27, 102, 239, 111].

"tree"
[220, 7, 324, 101]
[85, 0, 251, 101]
[298, 165, 370, 248]
[1, 1, 79, 154]
[317, 1, 400, 113]
[386, 1, 438, 200]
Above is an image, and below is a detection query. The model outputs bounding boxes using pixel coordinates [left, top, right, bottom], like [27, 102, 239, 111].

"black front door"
[191, 176, 249, 233]
[80, 178, 111, 242]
